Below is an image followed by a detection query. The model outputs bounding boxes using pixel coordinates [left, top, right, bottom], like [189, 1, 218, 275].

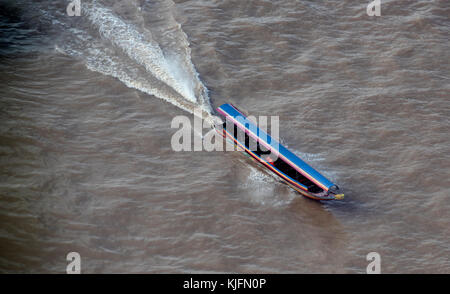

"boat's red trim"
[221, 127, 312, 193]
[217, 107, 329, 191]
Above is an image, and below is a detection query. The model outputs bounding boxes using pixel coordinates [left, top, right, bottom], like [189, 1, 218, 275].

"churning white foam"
[85, 4, 197, 103]
[57, 2, 213, 119]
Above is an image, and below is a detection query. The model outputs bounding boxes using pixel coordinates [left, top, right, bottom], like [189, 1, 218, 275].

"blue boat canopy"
[217, 103, 336, 192]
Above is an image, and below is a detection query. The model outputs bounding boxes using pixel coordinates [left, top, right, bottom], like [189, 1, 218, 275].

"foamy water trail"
[242, 166, 295, 206]
[84, 48, 203, 115]
[84, 4, 197, 103]
[57, 1, 214, 121]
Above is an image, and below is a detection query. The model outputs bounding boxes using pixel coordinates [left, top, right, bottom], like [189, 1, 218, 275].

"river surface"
[0, 0, 449, 273]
